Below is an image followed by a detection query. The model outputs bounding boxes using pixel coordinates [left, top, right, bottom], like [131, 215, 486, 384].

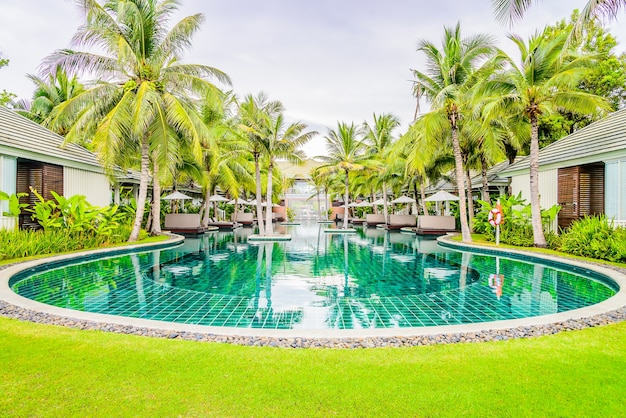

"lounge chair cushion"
[417, 215, 456, 230]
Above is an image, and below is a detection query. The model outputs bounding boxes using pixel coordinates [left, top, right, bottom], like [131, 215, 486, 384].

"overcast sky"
[1, 0, 624, 157]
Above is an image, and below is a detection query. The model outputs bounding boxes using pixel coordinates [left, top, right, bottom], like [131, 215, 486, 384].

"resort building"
[500, 107, 626, 229]
[0, 106, 112, 230]
[276, 159, 325, 219]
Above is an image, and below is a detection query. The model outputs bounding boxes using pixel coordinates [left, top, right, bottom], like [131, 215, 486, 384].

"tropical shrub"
[286, 207, 296, 222]
[0, 191, 29, 217]
[0, 189, 146, 261]
[560, 215, 626, 263]
[474, 193, 561, 248]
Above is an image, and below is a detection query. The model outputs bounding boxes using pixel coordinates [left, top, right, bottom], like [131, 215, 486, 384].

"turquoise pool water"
[10, 223, 617, 330]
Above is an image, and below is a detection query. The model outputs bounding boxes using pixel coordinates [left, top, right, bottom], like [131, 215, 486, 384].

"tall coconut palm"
[493, 0, 626, 27]
[14, 66, 84, 134]
[44, 0, 230, 241]
[198, 90, 252, 226]
[410, 23, 497, 243]
[363, 113, 401, 224]
[483, 30, 609, 246]
[261, 114, 316, 235]
[237, 93, 283, 236]
[317, 122, 368, 229]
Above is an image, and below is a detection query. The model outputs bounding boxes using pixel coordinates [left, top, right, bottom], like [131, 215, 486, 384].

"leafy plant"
[0, 191, 29, 217]
[474, 193, 560, 248]
[560, 215, 626, 262]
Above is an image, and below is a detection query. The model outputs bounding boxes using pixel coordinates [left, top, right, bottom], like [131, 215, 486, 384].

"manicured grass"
[452, 234, 626, 269]
[1, 317, 625, 416]
[0, 234, 169, 267]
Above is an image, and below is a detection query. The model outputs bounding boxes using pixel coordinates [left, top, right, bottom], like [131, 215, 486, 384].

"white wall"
[64, 167, 112, 207]
[509, 169, 558, 209]
[509, 168, 559, 231]
[0, 155, 18, 231]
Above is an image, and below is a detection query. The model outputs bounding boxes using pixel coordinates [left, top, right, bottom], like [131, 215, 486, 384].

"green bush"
[0, 190, 143, 262]
[284, 207, 295, 222]
[474, 193, 561, 249]
[560, 216, 626, 263]
[0, 227, 134, 261]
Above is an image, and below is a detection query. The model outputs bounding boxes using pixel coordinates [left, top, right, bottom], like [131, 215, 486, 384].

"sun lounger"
[380, 214, 417, 230]
[206, 217, 242, 230]
[233, 212, 255, 226]
[365, 213, 386, 226]
[165, 213, 208, 235]
[413, 215, 456, 235]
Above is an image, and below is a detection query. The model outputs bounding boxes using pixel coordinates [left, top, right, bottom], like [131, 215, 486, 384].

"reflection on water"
[12, 222, 617, 330]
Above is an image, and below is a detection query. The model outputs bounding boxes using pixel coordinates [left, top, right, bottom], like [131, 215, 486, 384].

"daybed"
[206, 217, 242, 230]
[165, 213, 208, 235]
[380, 214, 417, 230]
[414, 215, 456, 235]
[365, 213, 386, 226]
[233, 212, 256, 226]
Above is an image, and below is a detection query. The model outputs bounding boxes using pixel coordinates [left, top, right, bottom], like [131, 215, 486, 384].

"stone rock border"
[1, 235, 625, 349]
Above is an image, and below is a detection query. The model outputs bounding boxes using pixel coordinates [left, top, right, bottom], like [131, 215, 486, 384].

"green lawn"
[0, 234, 169, 266]
[1, 316, 625, 417]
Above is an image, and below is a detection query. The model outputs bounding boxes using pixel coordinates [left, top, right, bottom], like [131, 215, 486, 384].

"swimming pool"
[6, 223, 619, 333]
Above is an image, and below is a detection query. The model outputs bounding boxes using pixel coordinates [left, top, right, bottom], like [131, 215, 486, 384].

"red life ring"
[488, 208, 503, 226]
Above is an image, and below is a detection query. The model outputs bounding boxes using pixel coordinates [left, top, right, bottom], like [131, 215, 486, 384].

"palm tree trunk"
[420, 178, 427, 215]
[343, 169, 349, 229]
[382, 181, 389, 224]
[150, 154, 161, 235]
[254, 153, 265, 235]
[201, 187, 211, 227]
[529, 115, 547, 247]
[481, 155, 490, 203]
[265, 160, 274, 235]
[451, 127, 472, 243]
[325, 188, 329, 220]
[466, 167, 474, 232]
[129, 135, 150, 242]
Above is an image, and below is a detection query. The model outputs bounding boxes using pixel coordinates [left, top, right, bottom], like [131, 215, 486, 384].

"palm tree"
[261, 114, 316, 235]
[238, 93, 283, 236]
[493, 0, 626, 27]
[363, 113, 401, 224]
[483, 30, 609, 246]
[317, 122, 368, 229]
[197, 90, 252, 226]
[410, 23, 497, 243]
[43, 0, 230, 241]
[14, 67, 84, 135]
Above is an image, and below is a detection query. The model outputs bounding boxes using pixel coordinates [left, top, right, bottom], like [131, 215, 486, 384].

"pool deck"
[1, 233, 625, 347]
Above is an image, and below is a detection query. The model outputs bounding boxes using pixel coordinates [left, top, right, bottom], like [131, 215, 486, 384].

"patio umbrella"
[162, 190, 193, 200]
[424, 190, 460, 202]
[208, 194, 229, 202]
[424, 190, 459, 216]
[357, 200, 372, 207]
[227, 198, 249, 205]
[162, 190, 192, 213]
[207, 195, 229, 221]
[391, 195, 416, 204]
[371, 198, 390, 206]
[391, 195, 415, 215]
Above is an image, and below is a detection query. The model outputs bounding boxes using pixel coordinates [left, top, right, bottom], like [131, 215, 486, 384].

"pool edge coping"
[1, 232, 625, 343]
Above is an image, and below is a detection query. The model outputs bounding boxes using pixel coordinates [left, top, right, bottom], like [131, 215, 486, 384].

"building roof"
[469, 158, 518, 188]
[424, 159, 514, 194]
[501, 107, 626, 175]
[276, 158, 324, 179]
[0, 106, 103, 171]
